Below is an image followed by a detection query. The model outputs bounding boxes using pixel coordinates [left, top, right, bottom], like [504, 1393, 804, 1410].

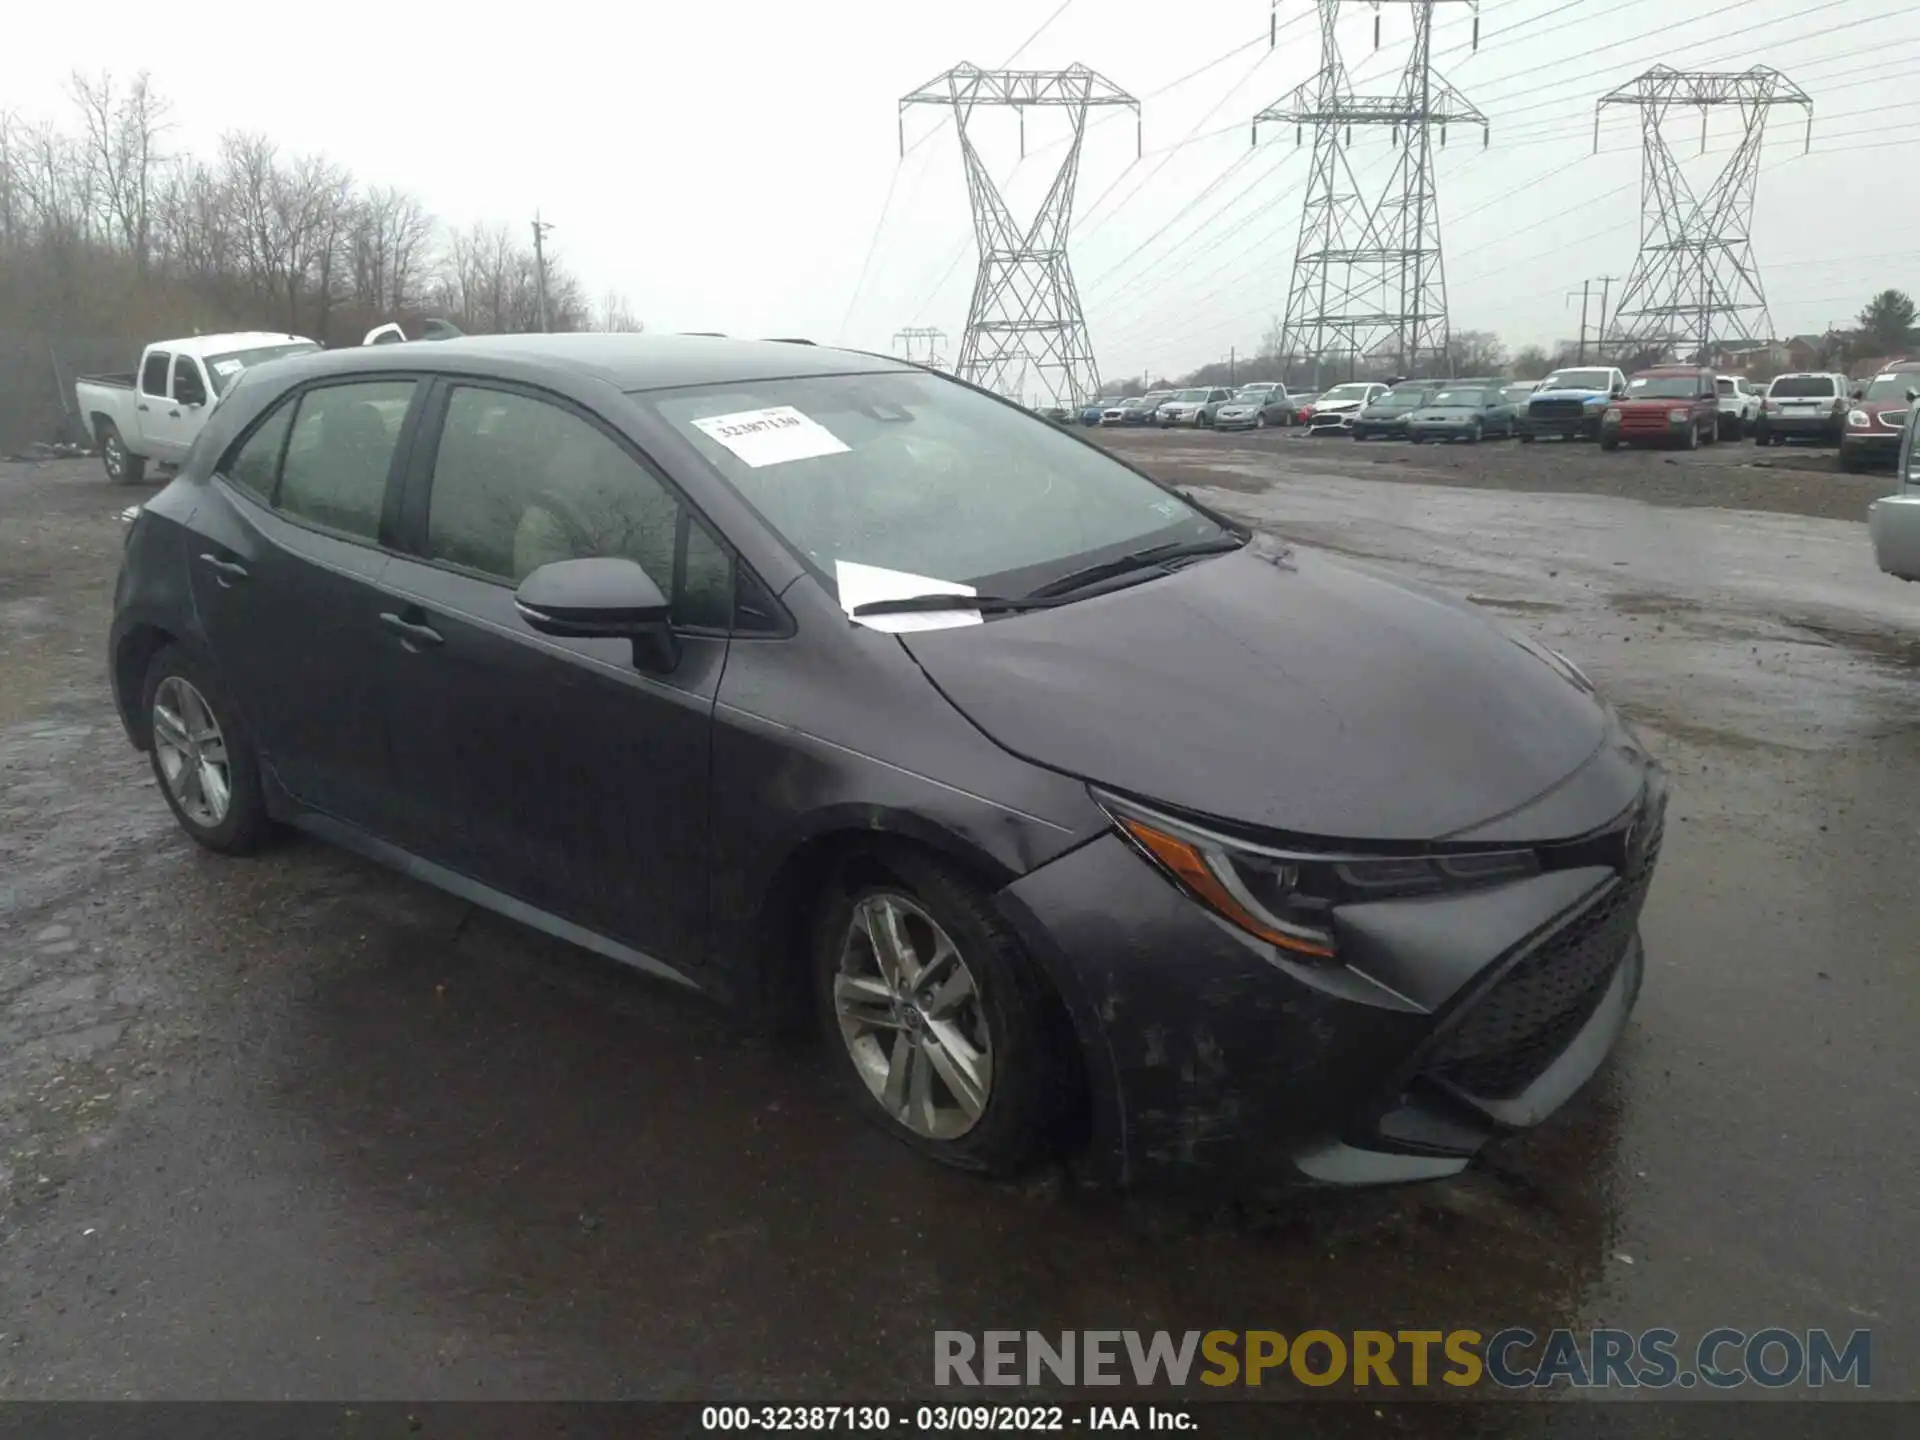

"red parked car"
[1599, 366, 1719, 451]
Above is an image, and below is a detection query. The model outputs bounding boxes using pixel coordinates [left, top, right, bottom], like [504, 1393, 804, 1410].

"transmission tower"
[1255, 1, 1486, 382]
[892, 325, 949, 369]
[900, 64, 1140, 407]
[1595, 67, 1812, 363]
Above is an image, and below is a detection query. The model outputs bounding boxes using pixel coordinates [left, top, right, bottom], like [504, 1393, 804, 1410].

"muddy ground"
[1, 437, 1915, 1417]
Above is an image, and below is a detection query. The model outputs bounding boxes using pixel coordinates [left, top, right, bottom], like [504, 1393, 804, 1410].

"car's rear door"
[188, 374, 426, 822]
[370, 378, 731, 971]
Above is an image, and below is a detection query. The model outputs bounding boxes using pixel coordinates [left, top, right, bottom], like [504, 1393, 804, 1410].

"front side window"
[645, 371, 1233, 602]
[277, 381, 416, 541]
[140, 351, 170, 396]
[423, 386, 732, 628]
[222, 401, 295, 501]
[173, 356, 208, 407]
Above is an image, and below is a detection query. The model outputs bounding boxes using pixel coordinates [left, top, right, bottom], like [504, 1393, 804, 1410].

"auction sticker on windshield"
[691, 406, 850, 467]
[211, 358, 244, 376]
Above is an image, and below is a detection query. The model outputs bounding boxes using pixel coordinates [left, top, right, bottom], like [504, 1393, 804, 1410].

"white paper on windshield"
[835, 561, 981, 634]
[210, 358, 244, 377]
[690, 406, 849, 468]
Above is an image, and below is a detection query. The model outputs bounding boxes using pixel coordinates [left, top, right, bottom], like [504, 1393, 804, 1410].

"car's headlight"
[1848, 408, 1870, 428]
[1605, 407, 1621, 422]
[1668, 409, 1690, 423]
[1097, 793, 1539, 960]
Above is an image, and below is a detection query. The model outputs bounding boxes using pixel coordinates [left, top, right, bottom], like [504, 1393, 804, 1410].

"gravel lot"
[2, 442, 1915, 1415]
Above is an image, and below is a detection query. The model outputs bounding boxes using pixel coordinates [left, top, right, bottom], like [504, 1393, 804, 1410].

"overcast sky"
[6, 0, 1916, 379]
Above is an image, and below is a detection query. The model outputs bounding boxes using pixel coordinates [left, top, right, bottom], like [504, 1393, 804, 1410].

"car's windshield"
[1540, 370, 1613, 392]
[1143, 391, 1173, 403]
[1862, 371, 1920, 402]
[1234, 385, 1275, 399]
[1173, 389, 1208, 402]
[1321, 383, 1373, 401]
[1503, 384, 1537, 402]
[1626, 375, 1704, 399]
[202, 342, 320, 395]
[1429, 389, 1484, 407]
[645, 372, 1233, 601]
[1117, 396, 1142, 406]
[1373, 390, 1430, 410]
[1769, 376, 1836, 398]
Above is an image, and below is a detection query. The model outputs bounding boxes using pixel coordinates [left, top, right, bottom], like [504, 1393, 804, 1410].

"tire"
[1600, 436, 1619, 452]
[1518, 432, 1535, 444]
[1466, 422, 1482, 445]
[1718, 414, 1739, 441]
[100, 422, 146, 485]
[1409, 433, 1426, 445]
[1255, 413, 1267, 429]
[1838, 447, 1862, 474]
[813, 848, 1065, 1176]
[1681, 422, 1699, 451]
[140, 644, 270, 855]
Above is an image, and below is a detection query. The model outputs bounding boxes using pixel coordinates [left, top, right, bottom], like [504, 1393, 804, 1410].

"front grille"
[1530, 398, 1586, 420]
[1877, 410, 1910, 428]
[1427, 808, 1663, 1100]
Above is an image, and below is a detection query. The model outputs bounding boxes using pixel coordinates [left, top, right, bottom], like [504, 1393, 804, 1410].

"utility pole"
[1566, 276, 1621, 363]
[1568, 281, 1592, 364]
[531, 213, 554, 334]
[1229, 346, 1237, 384]
[1255, 2, 1488, 380]
[1596, 69, 1812, 361]
[900, 64, 1140, 408]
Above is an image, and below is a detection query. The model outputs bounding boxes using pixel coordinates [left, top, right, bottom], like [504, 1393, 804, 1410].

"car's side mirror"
[515, 556, 679, 672]
[1907, 387, 1918, 404]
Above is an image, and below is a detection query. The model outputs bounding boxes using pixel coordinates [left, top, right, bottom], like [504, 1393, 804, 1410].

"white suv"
[1753, 373, 1849, 446]
[1714, 375, 1762, 440]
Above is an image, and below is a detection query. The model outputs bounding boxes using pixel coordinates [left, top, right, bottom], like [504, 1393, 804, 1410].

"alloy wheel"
[152, 676, 232, 828]
[833, 891, 993, 1140]
[103, 434, 123, 480]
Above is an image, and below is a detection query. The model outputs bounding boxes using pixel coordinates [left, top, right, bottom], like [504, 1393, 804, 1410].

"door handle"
[379, 612, 444, 650]
[197, 553, 249, 587]
[138, 403, 150, 412]
[168, 409, 181, 418]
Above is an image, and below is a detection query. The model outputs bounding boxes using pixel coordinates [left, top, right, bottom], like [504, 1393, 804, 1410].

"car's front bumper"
[1352, 419, 1412, 439]
[1841, 432, 1902, 464]
[1213, 411, 1260, 429]
[1518, 410, 1600, 438]
[998, 790, 1663, 1193]
[1307, 412, 1359, 433]
[1869, 493, 1920, 580]
[1409, 420, 1478, 440]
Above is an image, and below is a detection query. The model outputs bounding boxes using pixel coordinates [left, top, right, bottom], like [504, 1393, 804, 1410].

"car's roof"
[255, 332, 912, 392]
[160, 332, 318, 359]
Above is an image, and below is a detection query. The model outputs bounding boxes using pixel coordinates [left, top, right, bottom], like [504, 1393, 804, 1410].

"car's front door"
[188, 376, 424, 820]
[372, 380, 732, 971]
[143, 355, 208, 463]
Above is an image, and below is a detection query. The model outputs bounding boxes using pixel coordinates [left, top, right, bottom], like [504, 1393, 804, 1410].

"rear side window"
[277, 381, 416, 541]
[223, 402, 295, 501]
[140, 352, 170, 396]
[1770, 376, 1835, 398]
[422, 386, 733, 628]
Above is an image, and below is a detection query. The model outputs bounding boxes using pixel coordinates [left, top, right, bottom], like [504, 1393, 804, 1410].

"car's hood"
[1614, 397, 1690, 410]
[1530, 387, 1608, 402]
[1359, 407, 1416, 420]
[899, 544, 1611, 841]
[1414, 405, 1479, 418]
[1314, 398, 1368, 413]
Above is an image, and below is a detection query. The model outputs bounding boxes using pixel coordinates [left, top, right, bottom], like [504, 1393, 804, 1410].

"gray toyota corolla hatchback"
[109, 334, 1665, 1191]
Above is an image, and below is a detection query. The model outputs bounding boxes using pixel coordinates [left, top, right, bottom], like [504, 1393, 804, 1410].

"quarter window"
[277, 381, 416, 541]
[423, 386, 733, 628]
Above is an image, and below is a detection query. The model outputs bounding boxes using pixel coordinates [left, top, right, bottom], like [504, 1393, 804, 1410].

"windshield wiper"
[850, 593, 1059, 618]
[1026, 533, 1249, 600]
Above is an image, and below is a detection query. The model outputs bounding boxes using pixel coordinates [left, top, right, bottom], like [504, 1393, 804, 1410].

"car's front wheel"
[814, 850, 1063, 1175]
[141, 645, 270, 854]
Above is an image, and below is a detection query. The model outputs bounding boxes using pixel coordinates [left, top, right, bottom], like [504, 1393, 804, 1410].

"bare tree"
[596, 288, 644, 333]
[1444, 329, 1507, 376]
[69, 70, 169, 269]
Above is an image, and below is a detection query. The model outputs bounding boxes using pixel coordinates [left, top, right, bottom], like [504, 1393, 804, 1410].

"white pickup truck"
[75, 332, 319, 483]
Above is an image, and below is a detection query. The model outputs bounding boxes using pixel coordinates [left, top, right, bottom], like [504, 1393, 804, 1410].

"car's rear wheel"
[142, 645, 270, 854]
[813, 850, 1062, 1175]
[100, 422, 146, 485]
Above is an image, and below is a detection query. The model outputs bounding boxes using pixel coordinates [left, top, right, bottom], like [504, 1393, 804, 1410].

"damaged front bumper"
[996, 786, 1663, 1193]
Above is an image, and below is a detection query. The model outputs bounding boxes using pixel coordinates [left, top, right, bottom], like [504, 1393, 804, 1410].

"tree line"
[0, 71, 642, 347]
